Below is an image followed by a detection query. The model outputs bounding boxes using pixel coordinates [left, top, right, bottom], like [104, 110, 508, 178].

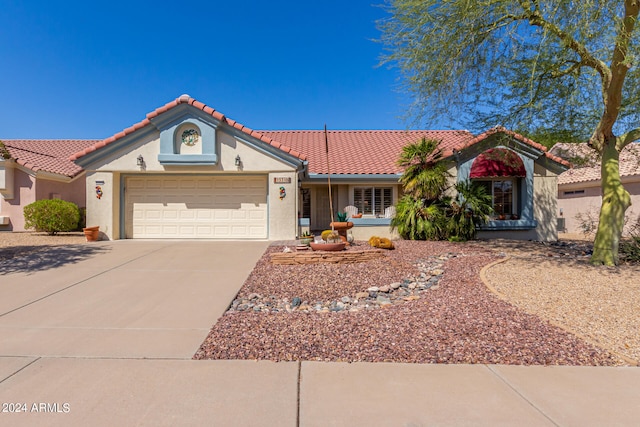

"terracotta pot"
[83, 226, 100, 242]
[309, 242, 346, 251]
[329, 221, 354, 245]
[330, 221, 354, 231]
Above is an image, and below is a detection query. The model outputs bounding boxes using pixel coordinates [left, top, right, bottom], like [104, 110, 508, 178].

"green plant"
[301, 230, 313, 238]
[447, 181, 494, 241]
[391, 194, 448, 240]
[335, 211, 348, 222]
[619, 236, 640, 264]
[77, 207, 87, 230]
[23, 199, 81, 235]
[620, 215, 640, 264]
[0, 141, 11, 160]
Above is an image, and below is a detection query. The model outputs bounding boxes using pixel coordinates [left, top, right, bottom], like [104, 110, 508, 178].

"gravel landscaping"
[2, 232, 636, 365]
[195, 239, 634, 366]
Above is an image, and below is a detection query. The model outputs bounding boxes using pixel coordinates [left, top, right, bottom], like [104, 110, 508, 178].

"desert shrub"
[23, 199, 80, 235]
[575, 208, 599, 237]
[619, 236, 640, 264]
[619, 214, 640, 264]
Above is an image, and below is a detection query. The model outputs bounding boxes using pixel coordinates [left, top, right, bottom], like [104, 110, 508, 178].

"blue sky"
[0, 0, 432, 139]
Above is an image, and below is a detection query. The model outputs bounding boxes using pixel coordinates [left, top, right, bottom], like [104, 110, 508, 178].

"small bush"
[619, 237, 640, 264]
[23, 199, 81, 235]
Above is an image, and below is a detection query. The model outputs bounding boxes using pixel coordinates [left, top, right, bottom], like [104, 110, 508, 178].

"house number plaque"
[273, 177, 291, 184]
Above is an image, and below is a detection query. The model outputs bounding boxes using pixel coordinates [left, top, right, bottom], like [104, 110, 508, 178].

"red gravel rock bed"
[194, 241, 624, 365]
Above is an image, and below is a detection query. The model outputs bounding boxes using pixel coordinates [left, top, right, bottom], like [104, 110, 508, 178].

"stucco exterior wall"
[532, 167, 559, 241]
[0, 169, 35, 231]
[36, 176, 86, 208]
[85, 171, 117, 239]
[85, 123, 299, 240]
[558, 176, 640, 235]
[268, 171, 298, 240]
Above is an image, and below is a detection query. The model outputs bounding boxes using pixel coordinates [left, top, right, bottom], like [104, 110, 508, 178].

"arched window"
[470, 148, 525, 219]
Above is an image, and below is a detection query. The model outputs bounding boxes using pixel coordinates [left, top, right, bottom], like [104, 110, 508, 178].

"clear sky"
[0, 0, 435, 139]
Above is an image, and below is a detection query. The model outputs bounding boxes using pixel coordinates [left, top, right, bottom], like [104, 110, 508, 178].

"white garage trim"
[122, 174, 268, 239]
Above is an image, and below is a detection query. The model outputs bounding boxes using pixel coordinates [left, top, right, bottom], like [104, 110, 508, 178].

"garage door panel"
[125, 176, 267, 239]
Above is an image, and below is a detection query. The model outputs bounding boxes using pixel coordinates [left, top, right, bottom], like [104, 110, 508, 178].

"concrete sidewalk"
[1, 358, 639, 426]
[1, 240, 639, 426]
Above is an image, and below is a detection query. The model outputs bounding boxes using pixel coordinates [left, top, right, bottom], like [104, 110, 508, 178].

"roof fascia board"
[74, 125, 157, 169]
[34, 170, 74, 183]
[454, 134, 544, 163]
[148, 103, 222, 131]
[538, 154, 570, 174]
[559, 180, 602, 190]
[306, 173, 402, 183]
[14, 162, 37, 178]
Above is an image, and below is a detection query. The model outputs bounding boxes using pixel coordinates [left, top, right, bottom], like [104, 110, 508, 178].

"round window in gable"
[181, 128, 200, 146]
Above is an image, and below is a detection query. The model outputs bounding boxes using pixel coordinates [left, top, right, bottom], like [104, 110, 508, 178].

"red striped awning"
[469, 148, 526, 178]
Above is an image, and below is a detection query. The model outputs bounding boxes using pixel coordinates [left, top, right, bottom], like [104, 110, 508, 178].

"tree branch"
[550, 61, 583, 79]
[619, 127, 640, 149]
[526, 11, 609, 79]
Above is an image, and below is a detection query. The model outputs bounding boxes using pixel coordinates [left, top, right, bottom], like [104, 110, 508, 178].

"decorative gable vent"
[153, 103, 218, 166]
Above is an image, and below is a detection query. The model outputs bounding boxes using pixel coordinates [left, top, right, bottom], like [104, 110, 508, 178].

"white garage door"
[124, 175, 267, 239]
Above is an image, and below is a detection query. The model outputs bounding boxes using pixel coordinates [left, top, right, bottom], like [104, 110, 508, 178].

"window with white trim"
[353, 187, 392, 216]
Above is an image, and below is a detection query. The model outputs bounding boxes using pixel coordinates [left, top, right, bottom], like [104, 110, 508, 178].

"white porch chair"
[344, 205, 359, 218]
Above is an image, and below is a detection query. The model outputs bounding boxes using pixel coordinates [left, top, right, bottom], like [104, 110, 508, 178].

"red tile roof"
[4, 99, 568, 179]
[552, 142, 640, 185]
[69, 94, 307, 162]
[259, 130, 475, 174]
[456, 126, 572, 169]
[2, 139, 100, 178]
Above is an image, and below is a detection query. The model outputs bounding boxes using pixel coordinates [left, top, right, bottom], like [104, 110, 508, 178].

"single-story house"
[2, 95, 569, 241]
[0, 139, 98, 231]
[551, 142, 640, 235]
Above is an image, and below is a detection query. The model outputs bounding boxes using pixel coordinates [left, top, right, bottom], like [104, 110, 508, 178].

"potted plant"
[310, 230, 346, 251]
[330, 211, 354, 244]
[299, 231, 314, 246]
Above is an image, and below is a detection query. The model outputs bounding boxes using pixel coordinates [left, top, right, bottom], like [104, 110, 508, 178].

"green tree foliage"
[397, 138, 450, 200]
[391, 138, 493, 241]
[380, 1, 640, 265]
[0, 141, 11, 160]
[23, 199, 81, 235]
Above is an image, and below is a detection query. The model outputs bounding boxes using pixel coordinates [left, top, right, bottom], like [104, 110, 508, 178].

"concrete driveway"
[0, 240, 269, 358]
[1, 240, 639, 426]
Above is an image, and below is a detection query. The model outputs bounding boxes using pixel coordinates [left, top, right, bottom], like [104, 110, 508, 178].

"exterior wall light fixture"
[137, 155, 144, 167]
[235, 155, 241, 166]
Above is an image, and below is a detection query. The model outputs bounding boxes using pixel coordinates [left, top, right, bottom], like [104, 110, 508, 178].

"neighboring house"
[552, 142, 640, 235]
[2, 95, 570, 241]
[0, 139, 98, 231]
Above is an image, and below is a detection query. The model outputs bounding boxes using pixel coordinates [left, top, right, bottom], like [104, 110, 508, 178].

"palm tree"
[397, 138, 451, 201]
[447, 181, 494, 241]
[392, 194, 448, 240]
[392, 138, 452, 240]
[392, 138, 494, 241]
